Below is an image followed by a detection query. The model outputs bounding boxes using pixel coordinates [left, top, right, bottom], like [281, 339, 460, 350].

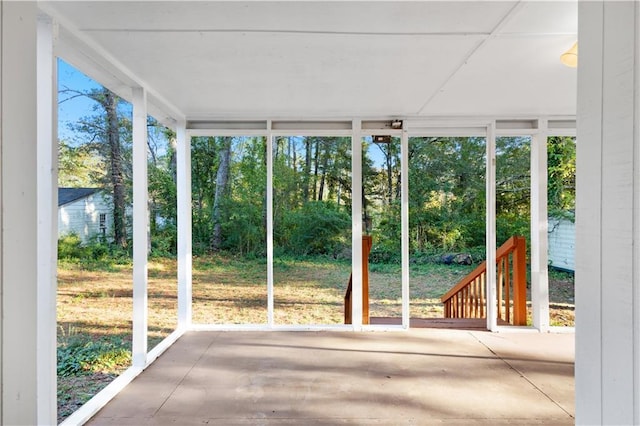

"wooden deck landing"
[370, 317, 508, 329]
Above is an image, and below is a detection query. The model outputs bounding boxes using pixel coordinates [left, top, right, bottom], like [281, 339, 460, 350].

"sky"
[57, 59, 104, 143]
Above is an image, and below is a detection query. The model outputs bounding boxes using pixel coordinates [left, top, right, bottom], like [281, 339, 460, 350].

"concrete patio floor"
[88, 329, 574, 425]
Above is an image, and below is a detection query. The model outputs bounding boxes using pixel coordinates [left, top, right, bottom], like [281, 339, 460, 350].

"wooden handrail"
[344, 236, 373, 324]
[440, 236, 527, 326]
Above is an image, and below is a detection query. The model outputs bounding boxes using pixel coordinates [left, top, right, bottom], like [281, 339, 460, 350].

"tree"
[547, 136, 576, 218]
[147, 124, 178, 252]
[211, 137, 232, 251]
[407, 136, 486, 251]
[58, 140, 103, 187]
[60, 86, 131, 248]
[103, 90, 128, 248]
[495, 136, 531, 243]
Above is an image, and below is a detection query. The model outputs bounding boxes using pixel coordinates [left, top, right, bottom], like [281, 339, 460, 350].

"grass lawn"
[57, 254, 574, 422]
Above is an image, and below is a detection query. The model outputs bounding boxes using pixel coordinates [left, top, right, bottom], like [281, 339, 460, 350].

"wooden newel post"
[512, 236, 527, 325]
[344, 235, 373, 324]
[362, 235, 372, 325]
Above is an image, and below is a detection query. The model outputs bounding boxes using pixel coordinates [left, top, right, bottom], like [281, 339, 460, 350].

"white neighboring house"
[58, 188, 112, 243]
[548, 214, 575, 272]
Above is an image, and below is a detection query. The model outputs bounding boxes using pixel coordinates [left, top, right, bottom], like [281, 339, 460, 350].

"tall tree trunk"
[291, 138, 297, 170]
[211, 137, 232, 251]
[386, 149, 393, 205]
[318, 147, 330, 201]
[312, 139, 320, 200]
[169, 134, 178, 183]
[303, 137, 311, 202]
[104, 90, 127, 248]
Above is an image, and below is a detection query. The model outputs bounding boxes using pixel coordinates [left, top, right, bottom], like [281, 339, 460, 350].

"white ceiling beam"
[39, 3, 185, 127]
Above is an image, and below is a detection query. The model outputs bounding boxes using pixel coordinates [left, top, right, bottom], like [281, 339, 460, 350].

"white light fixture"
[561, 42, 578, 68]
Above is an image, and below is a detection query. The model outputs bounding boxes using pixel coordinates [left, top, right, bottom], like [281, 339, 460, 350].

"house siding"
[548, 217, 575, 272]
[58, 193, 111, 243]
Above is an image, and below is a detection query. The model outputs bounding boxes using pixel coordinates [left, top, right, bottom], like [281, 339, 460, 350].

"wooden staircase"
[440, 236, 528, 326]
[345, 235, 527, 328]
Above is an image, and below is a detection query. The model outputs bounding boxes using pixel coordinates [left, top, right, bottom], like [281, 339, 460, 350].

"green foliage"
[548, 136, 576, 218]
[58, 140, 105, 187]
[408, 136, 487, 252]
[57, 336, 130, 377]
[58, 234, 131, 268]
[222, 200, 265, 256]
[279, 201, 350, 256]
[549, 266, 574, 282]
[369, 202, 401, 263]
[58, 233, 86, 259]
[148, 129, 178, 257]
[150, 224, 177, 258]
[496, 137, 531, 243]
[62, 112, 575, 261]
[58, 234, 109, 260]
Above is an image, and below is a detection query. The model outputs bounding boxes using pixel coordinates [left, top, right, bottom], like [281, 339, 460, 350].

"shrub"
[150, 223, 177, 257]
[280, 201, 350, 256]
[221, 200, 265, 256]
[57, 337, 131, 377]
[58, 234, 85, 259]
[58, 234, 131, 269]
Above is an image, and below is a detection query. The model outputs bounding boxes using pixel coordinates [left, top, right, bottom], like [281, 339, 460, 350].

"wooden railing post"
[345, 235, 373, 325]
[344, 276, 352, 324]
[362, 235, 372, 325]
[512, 236, 527, 325]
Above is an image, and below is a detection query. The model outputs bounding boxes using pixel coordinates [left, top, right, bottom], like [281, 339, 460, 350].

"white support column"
[575, 2, 639, 424]
[177, 123, 192, 329]
[530, 119, 550, 331]
[36, 12, 58, 425]
[1, 2, 38, 424]
[401, 129, 410, 328]
[485, 122, 497, 331]
[636, 14, 640, 424]
[351, 120, 363, 329]
[132, 87, 148, 368]
[266, 126, 274, 326]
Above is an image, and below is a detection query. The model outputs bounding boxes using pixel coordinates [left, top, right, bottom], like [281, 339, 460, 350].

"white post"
[132, 87, 148, 368]
[485, 122, 497, 331]
[2, 2, 39, 423]
[266, 126, 274, 326]
[401, 129, 410, 328]
[351, 120, 363, 329]
[36, 12, 58, 425]
[177, 123, 192, 329]
[575, 1, 640, 424]
[530, 119, 550, 331]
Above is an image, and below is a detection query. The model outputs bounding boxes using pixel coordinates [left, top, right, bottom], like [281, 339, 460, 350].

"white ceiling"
[42, 1, 578, 123]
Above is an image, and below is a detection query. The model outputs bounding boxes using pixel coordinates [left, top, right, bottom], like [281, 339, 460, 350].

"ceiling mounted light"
[390, 120, 403, 129]
[560, 42, 578, 68]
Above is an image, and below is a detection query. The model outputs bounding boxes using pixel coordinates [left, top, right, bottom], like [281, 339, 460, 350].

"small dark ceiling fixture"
[373, 135, 391, 144]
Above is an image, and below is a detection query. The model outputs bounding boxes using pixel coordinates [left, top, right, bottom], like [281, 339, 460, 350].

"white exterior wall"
[575, 1, 640, 424]
[548, 218, 575, 272]
[58, 193, 112, 243]
[1, 1, 39, 424]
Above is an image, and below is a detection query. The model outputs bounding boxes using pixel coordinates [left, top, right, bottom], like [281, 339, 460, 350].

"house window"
[99, 213, 107, 237]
